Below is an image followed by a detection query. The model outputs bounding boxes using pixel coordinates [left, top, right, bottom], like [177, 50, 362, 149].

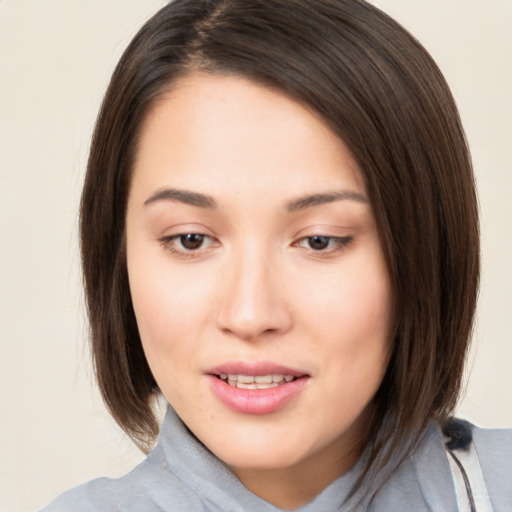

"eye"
[176, 233, 207, 250]
[306, 235, 332, 251]
[158, 232, 218, 258]
[295, 235, 353, 253]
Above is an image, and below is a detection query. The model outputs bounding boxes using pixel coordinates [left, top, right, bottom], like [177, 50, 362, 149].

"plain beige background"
[0, 1, 510, 511]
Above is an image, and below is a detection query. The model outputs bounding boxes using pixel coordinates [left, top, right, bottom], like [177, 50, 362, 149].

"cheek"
[297, 255, 392, 348]
[308, 269, 391, 407]
[313, 283, 391, 383]
[127, 247, 215, 367]
[293, 247, 393, 405]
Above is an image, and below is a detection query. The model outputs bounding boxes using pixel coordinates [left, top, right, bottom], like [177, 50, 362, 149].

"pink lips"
[206, 361, 309, 415]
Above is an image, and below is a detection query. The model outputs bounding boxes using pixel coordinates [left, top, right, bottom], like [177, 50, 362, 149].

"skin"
[126, 72, 393, 509]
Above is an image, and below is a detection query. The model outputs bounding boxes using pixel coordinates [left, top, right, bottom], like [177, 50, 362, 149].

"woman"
[42, 0, 511, 510]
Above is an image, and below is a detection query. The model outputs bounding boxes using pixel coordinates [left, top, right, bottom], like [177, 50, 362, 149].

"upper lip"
[206, 361, 309, 377]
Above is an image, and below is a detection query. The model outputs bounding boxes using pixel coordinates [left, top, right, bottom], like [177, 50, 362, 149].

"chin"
[222, 449, 306, 471]
[206, 430, 313, 470]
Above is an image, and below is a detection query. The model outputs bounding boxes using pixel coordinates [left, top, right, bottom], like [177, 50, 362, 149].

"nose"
[216, 247, 292, 342]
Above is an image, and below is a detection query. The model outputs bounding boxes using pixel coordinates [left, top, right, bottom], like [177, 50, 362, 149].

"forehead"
[130, 72, 366, 205]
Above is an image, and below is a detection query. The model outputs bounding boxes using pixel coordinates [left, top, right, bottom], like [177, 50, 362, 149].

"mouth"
[207, 362, 310, 414]
[216, 373, 297, 389]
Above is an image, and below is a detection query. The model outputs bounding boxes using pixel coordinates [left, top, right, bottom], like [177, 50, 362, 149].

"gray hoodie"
[40, 407, 512, 511]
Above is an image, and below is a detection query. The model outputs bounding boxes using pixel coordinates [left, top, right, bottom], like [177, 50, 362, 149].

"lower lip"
[208, 375, 308, 415]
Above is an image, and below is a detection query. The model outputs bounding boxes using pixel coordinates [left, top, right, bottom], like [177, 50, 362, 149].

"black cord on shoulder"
[443, 417, 477, 512]
[446, 449, 477, 512]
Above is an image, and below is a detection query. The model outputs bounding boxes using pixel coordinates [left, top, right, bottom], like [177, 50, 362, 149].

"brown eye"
[294, 234, 354, 254]
[159, 232, 218, 258]
[307, 235, 330, 250]
[179, 233, 205, 250]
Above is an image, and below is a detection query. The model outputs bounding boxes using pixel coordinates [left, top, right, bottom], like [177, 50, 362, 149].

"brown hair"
[80, 0, 479, 493]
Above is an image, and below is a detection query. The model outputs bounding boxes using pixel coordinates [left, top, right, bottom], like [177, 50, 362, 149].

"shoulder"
[442, 418, 512, 511]
[38, 447, 205, 512]
[471, 423, 512, 511]
[471, 422, 512, 463]
[374, 421, 457, 510]
[371, 420, 512, 511]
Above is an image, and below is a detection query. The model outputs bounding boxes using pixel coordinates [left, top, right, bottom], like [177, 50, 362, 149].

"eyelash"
[293, 235, 354, 254]
[158, 233, 217, 259]
[158, 233, 354, 259]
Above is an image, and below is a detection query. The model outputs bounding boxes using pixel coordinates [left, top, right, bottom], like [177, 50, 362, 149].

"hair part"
[80, 0, 479, 498]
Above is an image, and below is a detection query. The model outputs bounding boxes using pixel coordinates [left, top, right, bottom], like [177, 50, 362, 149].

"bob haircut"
[81, 0, 479, 481]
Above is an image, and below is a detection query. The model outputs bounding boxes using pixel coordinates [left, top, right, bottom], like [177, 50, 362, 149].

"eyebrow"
[143, 187, 368, 211]
[286, 191, 369, 212]
[144, 188, 217, 209]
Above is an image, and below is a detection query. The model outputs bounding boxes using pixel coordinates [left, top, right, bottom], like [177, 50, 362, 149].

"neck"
[229, 418, 368, 510]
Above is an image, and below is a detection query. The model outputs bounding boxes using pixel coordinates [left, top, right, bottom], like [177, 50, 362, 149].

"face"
[126, 73, 392, 478]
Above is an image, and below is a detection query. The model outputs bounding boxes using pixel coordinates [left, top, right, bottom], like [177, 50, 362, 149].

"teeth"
[236, 382, 256, 389]
[236, 382, 280, 389]
[237, 375, 255, 384]
[255, 375, 273, 384]
[220, 373, 296, 388]
[257, 383, 279, 389]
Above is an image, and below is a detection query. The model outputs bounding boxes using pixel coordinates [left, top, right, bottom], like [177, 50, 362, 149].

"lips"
[206, 361, 309, 415]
